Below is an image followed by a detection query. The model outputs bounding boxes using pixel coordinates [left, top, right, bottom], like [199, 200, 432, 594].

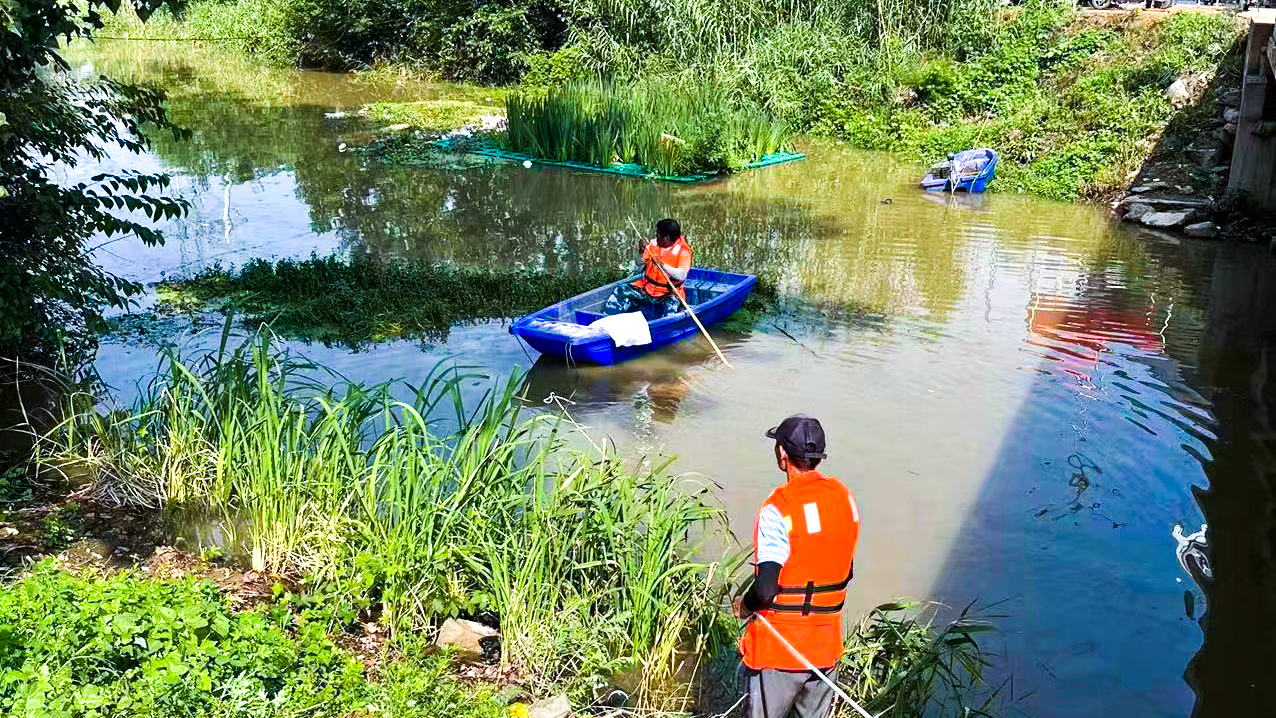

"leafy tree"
[0, 0, 189, 367]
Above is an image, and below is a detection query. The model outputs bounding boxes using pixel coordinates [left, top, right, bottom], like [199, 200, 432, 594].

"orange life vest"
[740, 470, 860, 671]
[633, 236, 692, 299]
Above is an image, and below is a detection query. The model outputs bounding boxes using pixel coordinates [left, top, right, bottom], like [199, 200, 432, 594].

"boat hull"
[920, 148, 998, 194]
[511, 268, 757, 365]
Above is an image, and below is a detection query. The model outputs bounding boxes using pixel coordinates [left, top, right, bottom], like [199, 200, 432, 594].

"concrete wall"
[1228, 14, 1276, 211]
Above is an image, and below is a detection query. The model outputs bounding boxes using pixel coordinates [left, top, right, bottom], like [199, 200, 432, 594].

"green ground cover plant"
[0, 561, 509, 718]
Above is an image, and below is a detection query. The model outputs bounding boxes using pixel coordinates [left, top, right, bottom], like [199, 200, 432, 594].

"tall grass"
[33, 329, 736, 708]
[505, 79, 794, 176]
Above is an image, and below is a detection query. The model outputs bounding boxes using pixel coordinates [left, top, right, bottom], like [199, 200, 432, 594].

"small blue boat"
[920, 148, 998, 193]
[510, 268, 757, 365]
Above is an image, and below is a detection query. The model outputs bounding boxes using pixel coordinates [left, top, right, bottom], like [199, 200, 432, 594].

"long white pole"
[752, 613, 880, 718]
[653, 261, 732, 368]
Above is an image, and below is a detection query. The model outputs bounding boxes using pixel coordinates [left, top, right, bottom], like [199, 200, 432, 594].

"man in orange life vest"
[602, 218, 693, 320]
[734, 415, 860, 718]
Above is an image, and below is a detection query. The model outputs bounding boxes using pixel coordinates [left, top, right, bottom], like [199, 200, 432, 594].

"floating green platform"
[430, 137, 805, 183]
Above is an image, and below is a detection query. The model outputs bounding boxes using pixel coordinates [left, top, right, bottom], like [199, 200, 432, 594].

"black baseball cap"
[766, 414, 827, 460]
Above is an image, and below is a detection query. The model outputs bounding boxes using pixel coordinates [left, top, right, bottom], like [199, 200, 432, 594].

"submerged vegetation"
[155, 256, 629, 344]
[151, 254, 779, 346]
[17, 331, 1008, 715]
[504, 80, 794, 177]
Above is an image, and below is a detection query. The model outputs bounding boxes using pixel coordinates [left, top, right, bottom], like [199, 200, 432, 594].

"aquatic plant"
[363, 99, 504, 133]
[504, 80, 794, 177]
[840, 599, 1010, 717]
[154, 255, 632, 346]
[33, 330, 737, 707]
[149, 254, 781, 346]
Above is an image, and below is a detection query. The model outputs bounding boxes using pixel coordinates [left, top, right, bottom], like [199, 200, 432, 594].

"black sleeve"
[741, 561, 782, 613]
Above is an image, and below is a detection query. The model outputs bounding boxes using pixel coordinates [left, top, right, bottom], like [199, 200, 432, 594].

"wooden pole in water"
[653, 261, 732, 368]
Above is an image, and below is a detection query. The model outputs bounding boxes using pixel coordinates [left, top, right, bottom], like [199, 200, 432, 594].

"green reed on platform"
[504, 79, 794, 177]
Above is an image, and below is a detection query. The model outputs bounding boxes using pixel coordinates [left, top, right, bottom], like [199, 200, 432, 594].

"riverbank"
[101, 2, 1244, 202]
[2, 331, 1006, 717]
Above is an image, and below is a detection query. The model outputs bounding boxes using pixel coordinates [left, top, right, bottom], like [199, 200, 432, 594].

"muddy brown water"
[57, 42, 1276, 717]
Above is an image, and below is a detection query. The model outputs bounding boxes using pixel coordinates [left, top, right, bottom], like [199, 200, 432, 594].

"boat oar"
[653, 261, 732, 368]
[751, 613, 881, 718]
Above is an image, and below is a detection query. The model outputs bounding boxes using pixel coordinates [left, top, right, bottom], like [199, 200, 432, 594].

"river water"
[66, 41, 1276, 718]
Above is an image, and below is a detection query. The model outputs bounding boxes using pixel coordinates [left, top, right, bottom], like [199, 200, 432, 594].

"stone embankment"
[1115, 75, 1236, 241]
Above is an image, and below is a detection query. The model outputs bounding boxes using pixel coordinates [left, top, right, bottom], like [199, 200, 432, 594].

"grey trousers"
[746, 668, 838, 718]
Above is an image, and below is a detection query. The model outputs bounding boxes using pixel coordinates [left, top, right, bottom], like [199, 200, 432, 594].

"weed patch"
[152, 254, 780, 346]
[0, 561, 508, 718]
[363, 99, 503, 133]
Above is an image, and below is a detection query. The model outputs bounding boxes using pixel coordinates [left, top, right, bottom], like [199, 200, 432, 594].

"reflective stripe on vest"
[634, 237, 691, 299]
[740, 470, 860, 671]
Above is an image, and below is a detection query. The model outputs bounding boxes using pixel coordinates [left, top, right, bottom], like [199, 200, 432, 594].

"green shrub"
[0, 562, 514, 718]
[439, 4, 538, 84]
[521, 43, 596, 90]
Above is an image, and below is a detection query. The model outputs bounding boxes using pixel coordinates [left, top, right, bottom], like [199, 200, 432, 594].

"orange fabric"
[633, 236, 692, 299]
[740, 470, 860, 671]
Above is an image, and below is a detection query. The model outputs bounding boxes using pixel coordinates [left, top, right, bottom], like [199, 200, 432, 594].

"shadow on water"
[925, 224, 1276, 717]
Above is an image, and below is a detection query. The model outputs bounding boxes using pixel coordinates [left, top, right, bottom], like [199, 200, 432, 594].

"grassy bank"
[103, 1, 1244, 201]
[14, 331, 1006, 716]
[151, 254, 780, 346]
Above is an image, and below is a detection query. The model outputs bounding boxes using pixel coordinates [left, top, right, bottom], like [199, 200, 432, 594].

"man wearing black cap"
[734, 415, 861, 718]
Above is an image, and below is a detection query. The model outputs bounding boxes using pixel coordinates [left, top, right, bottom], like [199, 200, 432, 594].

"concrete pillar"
[1228, 12, 1276, 211]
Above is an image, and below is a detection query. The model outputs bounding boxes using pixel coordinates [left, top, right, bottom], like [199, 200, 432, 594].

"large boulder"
[1220, 89, 1242, 108]
[1141, 210, 1194, 229]
[434, 618, 500, 663]
[1166, 72, 1212, 109]
[1124, 203, 1155, 221]
[528, 695, 572, 718]
[1223, 107, 1241, 125]
[1184, 221, 1220, 239]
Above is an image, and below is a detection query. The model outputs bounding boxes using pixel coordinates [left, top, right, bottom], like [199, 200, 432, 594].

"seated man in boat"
[602, 218, 693, 320]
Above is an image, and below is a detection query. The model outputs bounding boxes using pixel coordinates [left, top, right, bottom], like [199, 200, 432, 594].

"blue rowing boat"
[510, 268, 757, 365]
[920, 148, 998, 193]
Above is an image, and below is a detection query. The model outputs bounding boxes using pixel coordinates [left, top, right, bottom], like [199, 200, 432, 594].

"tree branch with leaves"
[1, 0, 190, 368]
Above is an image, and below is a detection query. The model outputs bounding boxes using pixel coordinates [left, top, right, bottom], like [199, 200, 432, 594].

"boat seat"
[575, 310, 604, 325]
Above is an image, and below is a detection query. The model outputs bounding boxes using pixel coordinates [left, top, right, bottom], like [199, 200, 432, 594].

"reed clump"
[33, 330, 736, 708]
[504, 80, 794, 177]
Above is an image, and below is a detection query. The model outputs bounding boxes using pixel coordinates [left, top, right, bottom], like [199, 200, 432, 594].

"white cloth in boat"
[589, 311, 652, 347]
